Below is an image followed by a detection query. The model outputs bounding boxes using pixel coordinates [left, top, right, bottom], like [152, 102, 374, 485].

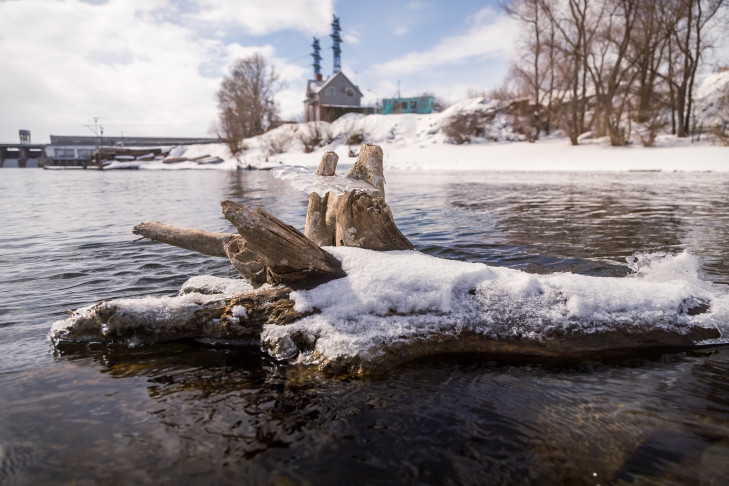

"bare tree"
[585, 0, 640, 145]
[507, 0, 564, 137]
[667, 0, 727, 137]
[216, 53, 282, 154]
[538, 0, 604, 144]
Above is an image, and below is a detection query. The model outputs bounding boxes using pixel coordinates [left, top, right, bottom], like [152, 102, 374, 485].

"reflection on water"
[388, 171, 729, 283]
[1, 169, 729, 484]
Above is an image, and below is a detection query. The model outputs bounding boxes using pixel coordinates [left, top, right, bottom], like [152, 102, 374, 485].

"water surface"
[1, 168, 728, 484]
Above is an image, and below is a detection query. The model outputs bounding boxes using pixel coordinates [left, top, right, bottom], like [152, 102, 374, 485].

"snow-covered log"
[49, 249, 726, 378]
[48, 145, 729, 378]
[50, 284, 301, 347]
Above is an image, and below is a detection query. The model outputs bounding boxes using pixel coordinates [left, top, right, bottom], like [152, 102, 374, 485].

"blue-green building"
[382, 96, 434, 115]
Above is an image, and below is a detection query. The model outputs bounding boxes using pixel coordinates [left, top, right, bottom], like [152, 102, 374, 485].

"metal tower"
[330, 15, 342, 73]
[311, 37, 322, 79]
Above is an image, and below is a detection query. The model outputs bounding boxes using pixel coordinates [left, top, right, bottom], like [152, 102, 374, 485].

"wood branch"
[221, 200, 346, 289]
[132, 221, 237, 258]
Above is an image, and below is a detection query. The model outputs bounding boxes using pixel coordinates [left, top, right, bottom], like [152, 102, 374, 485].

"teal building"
[382, 96, 434, 115]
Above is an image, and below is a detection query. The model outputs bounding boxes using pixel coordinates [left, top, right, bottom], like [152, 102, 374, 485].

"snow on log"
[49, 250, 727, 378]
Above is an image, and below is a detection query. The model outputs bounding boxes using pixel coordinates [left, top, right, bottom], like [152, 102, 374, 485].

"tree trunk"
[305, 144, 414, 251]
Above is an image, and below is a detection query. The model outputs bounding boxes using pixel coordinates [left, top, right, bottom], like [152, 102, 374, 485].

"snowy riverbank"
[157, 92, 727, 173]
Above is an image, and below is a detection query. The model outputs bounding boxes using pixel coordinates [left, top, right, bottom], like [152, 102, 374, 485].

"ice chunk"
[272, 166, 379, 196]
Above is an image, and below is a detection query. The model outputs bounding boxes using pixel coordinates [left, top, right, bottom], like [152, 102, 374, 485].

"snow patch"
[262, 248, 729, 362]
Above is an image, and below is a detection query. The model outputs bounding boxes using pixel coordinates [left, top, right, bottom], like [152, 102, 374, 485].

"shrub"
[299, 122, 332, 153]
[261, 130, 292, 155]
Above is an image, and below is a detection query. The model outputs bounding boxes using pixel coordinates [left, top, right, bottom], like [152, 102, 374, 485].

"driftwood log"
[51, 143, 724, 377]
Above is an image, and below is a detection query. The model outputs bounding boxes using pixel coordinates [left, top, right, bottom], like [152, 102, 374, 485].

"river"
[1, 168, 728, 484]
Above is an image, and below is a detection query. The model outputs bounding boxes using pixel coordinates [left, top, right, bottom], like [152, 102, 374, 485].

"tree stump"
[304, 144, 414, 251]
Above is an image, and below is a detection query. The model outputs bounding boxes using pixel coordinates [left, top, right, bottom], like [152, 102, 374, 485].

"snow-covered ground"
[146, 71, 728, 173]
[159, 120, 727, 173]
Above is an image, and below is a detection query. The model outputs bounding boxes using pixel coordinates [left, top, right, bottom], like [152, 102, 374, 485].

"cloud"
[0, 0, 327, 141]
[395, 26, 410, 36]
[343, 27, 361, 45]
[374, 7, 517, 77]
[189, 0, 334, 36]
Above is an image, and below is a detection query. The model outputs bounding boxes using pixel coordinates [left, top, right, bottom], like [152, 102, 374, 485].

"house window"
[401, 102, 407, 110]
[410, 101, 417, 110]
[326, 87, 335, 96]
[346, 88, 354, 97]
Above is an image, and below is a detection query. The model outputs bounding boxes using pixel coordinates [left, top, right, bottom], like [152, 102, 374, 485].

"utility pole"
[84, 117, 103, 167]
[311, 37, 322, 80]
[84, 117, 104, 149]
[331, 15, 342, 73]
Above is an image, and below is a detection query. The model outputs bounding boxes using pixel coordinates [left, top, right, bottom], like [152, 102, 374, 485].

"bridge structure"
[0, 133, 220, 168]
[0, 143, 45, 168]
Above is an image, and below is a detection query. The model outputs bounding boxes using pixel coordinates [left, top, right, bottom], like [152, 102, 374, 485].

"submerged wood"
[321, 326, 721, 377]
[221, 201, 346, 289]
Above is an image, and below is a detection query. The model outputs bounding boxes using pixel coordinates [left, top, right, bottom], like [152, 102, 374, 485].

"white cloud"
[189, 0, 334, 36]
[344, 28, 361, 45]
[374, 7, 517, 77]
[395, 26, 410, 36]
[0, 0, 327, 141]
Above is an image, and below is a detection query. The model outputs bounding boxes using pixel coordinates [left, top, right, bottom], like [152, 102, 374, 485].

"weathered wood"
[346, 144, 385, 196]
[317, 150, 339, 176]
[223, 237, 268, 288]
[132, 221, 238, 258]
[320, 326, 721, 377]
[302, 144, 413, 251]
[304, 151, 339, 246]
[51, 285, 720, 378]
[222, 201, 346, 289]
[331, 191, 414, 250]
[51, 287, 302, 347]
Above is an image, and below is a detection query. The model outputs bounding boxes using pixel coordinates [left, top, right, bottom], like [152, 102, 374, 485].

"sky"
[0, 0, 518, 143]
